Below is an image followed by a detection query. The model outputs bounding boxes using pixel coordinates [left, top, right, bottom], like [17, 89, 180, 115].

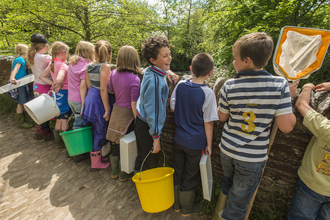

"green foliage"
[0, 94, 17, 113]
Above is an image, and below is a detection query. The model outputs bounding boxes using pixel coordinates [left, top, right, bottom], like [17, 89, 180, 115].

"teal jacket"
[136, 66, 169, 139]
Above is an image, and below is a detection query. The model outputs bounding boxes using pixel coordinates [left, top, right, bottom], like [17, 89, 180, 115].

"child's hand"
[103, 111, 110, 121]
[302, 83, 315, 91]
[289, 80, 299, 98]
[80, 106, 83, 116]
[152, 139, 161, 154]
[205, 146, 212, 157]
[315, 82, 330, 92]
[167, 70, 179, 84]
[10, 78, 17, 85]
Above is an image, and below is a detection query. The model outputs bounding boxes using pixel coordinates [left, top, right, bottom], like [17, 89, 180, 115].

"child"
[213, 32, 296, 220]
[134, 36, 180, 172]
[170, 53, 218, 216]
[39, 41, 71, 150]
[287, 82, 330, 220]
[82, 40, 114, 170]
[9, 44, 34, 128]
[106, 45, 141, 181]
[27, 33, 53, 141]
[68, 41, 95, 130]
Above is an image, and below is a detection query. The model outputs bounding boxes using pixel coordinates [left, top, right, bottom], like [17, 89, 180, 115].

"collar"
[234, 70, 272, 78]
[54, 58, 63, 62]
[150, 66, 167, 77]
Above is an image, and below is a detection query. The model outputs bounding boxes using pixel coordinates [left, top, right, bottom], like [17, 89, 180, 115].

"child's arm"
[9, 63, 21, 85]
[80, 79, 87, 114]
[217, 107, 229, 122]
[204, 121, 213, 157]
[167, 70, 180, 84]
[40, 68, 54, 86]
[131, 102, 137, 118]
[275, 113, 296, 133]
[315, 82, 330, 92]
[100, 64, 111, 121]
[54, 69, 66, 93]
[295, 83, 315, 117]
[85, 70, 91, 89]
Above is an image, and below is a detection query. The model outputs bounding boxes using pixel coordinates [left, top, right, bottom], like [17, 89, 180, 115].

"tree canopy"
[1, 0, 329, 81]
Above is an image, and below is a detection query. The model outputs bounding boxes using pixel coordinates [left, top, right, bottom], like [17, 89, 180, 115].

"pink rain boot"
[90, 150, 110, 170]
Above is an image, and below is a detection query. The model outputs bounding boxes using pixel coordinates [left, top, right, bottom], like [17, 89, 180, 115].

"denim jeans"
[68, 100, 84, 130]
[220, 151, 266, 220]
[287, 178, 330, 220]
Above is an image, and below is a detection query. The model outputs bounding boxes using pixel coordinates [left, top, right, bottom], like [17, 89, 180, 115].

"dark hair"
[141, 36, 170, 65]
[191, 53, 214, 78]
[232, 32, 274, 68]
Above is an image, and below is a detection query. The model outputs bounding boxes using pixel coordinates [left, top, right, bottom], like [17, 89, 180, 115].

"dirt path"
[0, 112, 201, 220]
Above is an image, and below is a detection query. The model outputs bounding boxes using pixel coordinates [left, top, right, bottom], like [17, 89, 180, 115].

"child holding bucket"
[170, 53, 218, 216]
[134, 36, 179, 172]
[106, 45, 141, 181]
[10, 44, 34, 129]
[82, 40, 115, 170]
[39, 41, 71, 150]
[68, 41, 95, 130]
[27, 33, 53, 141]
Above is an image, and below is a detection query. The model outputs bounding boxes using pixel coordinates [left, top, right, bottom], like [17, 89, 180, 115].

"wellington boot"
[109, 155, 119, 178]
[173, 185, 181, 212]
[119, 164, 132, 182]
[179, 190, 203, 217]
[41, 128, 54, 141]
[23, 111, 34, 124]
[90, 150, 110, 170]
[34, 124, 43, 140]
[15, 113, 34, 129]
[53, 129, 65, 150]
[212, 191, 228, 220]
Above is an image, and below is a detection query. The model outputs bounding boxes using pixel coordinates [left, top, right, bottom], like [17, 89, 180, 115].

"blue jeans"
[220, 151, 266, 220]
[68, 100, 84, 130]
[287, 179, 330, 220]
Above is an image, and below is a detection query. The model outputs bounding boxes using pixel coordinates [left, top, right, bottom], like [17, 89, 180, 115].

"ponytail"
[50, 54, 55, 72]
[49, 41, 69, 72]
[27, 42, 48, 66]
[95, 40, 112, 64]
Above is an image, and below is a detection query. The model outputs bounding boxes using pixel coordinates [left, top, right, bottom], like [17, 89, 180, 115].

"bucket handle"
[47, 90, 57, 108]
[138, 149, 166, 181]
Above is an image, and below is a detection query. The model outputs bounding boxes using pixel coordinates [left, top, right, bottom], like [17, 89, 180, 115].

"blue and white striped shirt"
[218, 70, 292, 162]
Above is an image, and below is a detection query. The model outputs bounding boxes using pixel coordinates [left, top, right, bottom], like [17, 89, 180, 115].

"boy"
[170, 53, 219, 217]
[134, 36, 178, 172]
[287, 82, 330, 220]
[214, 32, 296, 220]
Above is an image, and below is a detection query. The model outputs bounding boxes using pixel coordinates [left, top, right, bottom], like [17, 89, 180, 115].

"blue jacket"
[136, 66, 169, 139]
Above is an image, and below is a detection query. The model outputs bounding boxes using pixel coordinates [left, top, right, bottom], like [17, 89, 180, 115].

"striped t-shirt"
[218, 70, 292, 162]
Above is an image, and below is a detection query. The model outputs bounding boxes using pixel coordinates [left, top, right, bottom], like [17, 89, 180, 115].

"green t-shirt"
[298, 110, 330, 197]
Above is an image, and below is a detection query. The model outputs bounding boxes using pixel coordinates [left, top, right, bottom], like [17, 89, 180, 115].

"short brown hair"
[232, 32, 274, 68]
[141, 36, 170, 65]
[116, 45, 141, 75]
[191, 53, 214, 78]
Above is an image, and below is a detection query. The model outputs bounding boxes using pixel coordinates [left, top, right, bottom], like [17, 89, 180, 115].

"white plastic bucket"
[24, 90, 60, 125]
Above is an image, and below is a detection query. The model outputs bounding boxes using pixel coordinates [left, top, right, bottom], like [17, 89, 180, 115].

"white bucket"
[120, 131, 137, 174]
[24, 90, 60, 125]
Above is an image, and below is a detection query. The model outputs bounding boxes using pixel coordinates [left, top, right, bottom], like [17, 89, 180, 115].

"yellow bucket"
[132, 167, 175, 213]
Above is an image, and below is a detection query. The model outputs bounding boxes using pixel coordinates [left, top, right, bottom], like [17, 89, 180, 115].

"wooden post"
[243, 123, 278, 220]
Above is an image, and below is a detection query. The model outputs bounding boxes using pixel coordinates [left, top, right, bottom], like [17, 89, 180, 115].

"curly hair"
[141, 36, 170, 65]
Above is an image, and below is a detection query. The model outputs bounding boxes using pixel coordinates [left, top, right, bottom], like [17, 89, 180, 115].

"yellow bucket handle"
[138, 149, 166, 181]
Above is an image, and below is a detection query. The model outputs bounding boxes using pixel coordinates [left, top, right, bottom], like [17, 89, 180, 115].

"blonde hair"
[49, 41, 69, 72]
[69, 41, 95, 66]
[95, 40, 112, 64]
[14, 44, 28, 60]
[116, 46, 141, 75]
[27, 42, 48, 66]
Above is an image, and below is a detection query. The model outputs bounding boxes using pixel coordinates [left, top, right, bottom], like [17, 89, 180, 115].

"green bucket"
[60, 126, 93, 156]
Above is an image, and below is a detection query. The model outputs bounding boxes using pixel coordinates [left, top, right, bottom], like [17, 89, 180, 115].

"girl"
[67, 41, 95, 163]
[27, 33, 53, 141]
[106, 46, 141, 181]
[40, 41, 71, 150]
[82, 40, 114, 170]
[10, 44, 34, 128]
[68, 41, 95, 130]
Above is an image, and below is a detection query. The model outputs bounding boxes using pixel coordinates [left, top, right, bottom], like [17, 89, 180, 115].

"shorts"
[57, 109, 72, 120]
[52, 89, 70, 115]
[17, 86, 32, 105]
[33, 83, 51, 98]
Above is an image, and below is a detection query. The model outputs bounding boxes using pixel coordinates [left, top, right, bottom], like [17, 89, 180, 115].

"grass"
[0, 94, 17, 113]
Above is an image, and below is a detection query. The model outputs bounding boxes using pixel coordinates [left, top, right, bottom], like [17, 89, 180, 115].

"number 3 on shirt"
[241, 111, 256, 133]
